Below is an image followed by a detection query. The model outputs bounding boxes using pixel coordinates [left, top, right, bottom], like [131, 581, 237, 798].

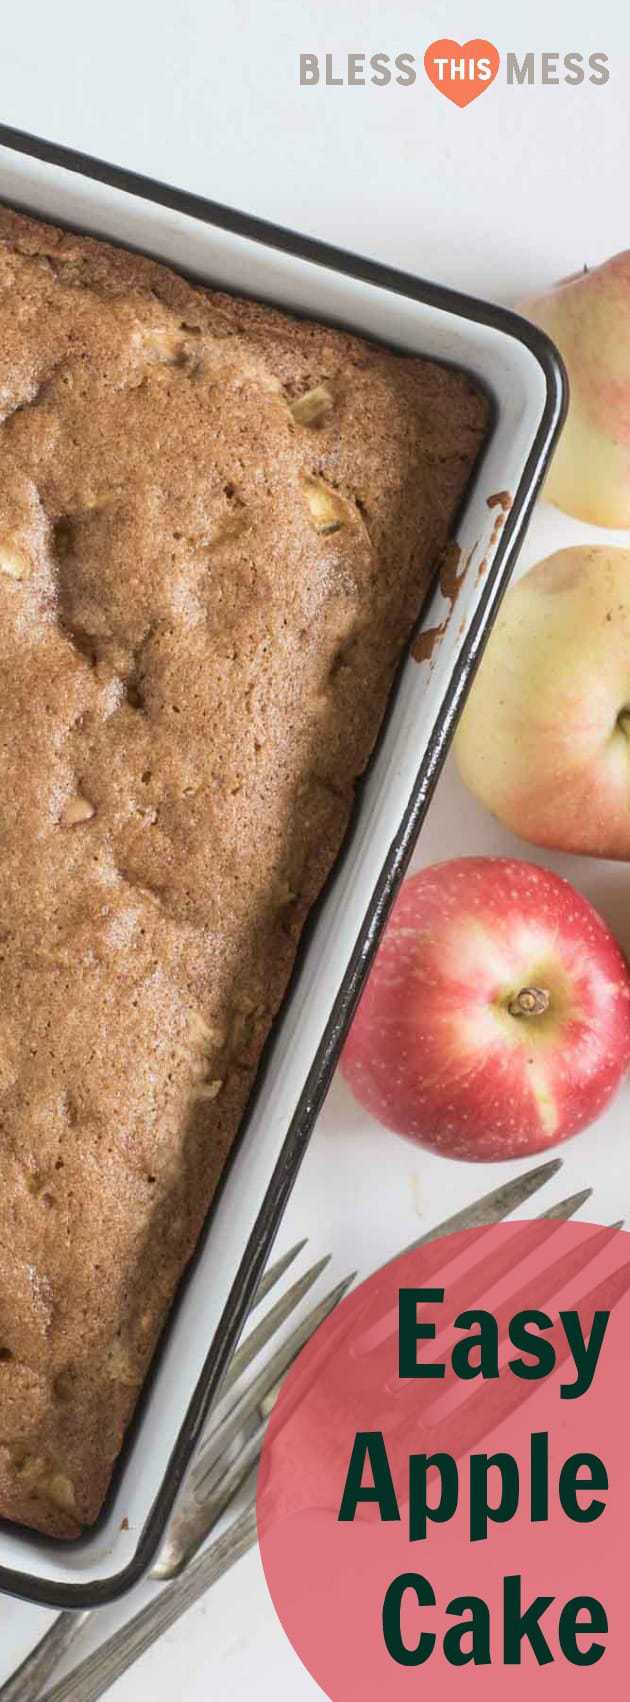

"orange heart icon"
[424, 38, 500, 107]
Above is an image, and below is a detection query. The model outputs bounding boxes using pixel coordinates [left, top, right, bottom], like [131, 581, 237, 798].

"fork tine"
[423, 1216, 626, 1400]
[225, 1162, 565, 1417]
[405, 1156, 563, 1251]
[430, 1210, 621, 1364]
[222, 1254, 332, 1390]
[251, 1239, 308, 1310]
[539, 1187, 592, 1221]
[154, 1271, 356, 1580]
[153, 1417, 266, 1580]
[428, 1236, 630, 1463]
[215, 1166, 569, 1468]
[193, 1272, 356, 1485]
[348, 1182, 599, 1371]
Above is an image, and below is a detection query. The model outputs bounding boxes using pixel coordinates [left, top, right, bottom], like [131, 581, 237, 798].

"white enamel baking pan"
[0, 125, 566, 1606]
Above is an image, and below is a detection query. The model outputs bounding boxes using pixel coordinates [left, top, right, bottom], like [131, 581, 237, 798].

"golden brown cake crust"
[0, 205, 489, 1537]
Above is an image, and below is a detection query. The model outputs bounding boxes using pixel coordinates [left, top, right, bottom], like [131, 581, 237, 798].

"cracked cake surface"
[0, 205, 489, 1537]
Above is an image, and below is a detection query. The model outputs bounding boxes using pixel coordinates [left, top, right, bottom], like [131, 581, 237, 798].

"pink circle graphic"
[258, 1220, 630, 1697]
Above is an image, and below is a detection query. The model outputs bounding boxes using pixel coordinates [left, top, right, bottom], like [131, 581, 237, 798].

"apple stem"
[508, 987, 551, 1019]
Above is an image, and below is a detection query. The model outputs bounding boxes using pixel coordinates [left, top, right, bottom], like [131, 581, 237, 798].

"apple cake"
[0, 205, 489, 1536]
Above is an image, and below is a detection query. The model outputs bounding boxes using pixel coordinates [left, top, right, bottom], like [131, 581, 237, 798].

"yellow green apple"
[454, 546, 630, 859]
[523, 255, 630, 526]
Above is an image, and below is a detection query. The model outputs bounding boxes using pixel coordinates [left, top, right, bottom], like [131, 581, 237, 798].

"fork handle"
[0, 1611, 90, 1702]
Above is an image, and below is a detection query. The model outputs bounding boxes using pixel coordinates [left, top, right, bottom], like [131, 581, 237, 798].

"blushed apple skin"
[454, 546, 630, 859]
[341, 858, 630, 1161]
[523, 254, 630, 527]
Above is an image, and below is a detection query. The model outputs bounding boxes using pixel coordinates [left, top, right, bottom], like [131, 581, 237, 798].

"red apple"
[342, 858, 630, 1161]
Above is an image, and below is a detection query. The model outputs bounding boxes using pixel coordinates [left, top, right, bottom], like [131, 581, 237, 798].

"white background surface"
[0, 3, 629, 1697]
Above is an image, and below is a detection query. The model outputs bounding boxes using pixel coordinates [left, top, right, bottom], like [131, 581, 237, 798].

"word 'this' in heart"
[424, 39, 501, 107]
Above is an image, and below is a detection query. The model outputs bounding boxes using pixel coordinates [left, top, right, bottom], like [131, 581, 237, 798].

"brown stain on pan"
[438, 539, 464, 602]
[411, 492, 513, 664]
[410, 540, 463, 663]
[410, 622, 447, 663]
[482, 492, 513, 570]
[475, 489, 514, 582]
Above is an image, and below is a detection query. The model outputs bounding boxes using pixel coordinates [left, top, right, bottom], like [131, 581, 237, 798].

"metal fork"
[0, 1157, 604, 1702]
